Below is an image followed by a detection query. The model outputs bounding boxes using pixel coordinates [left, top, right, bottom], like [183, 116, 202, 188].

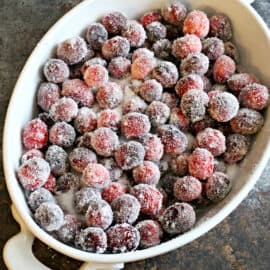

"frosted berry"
[43, 59, 69, 83]
[73, 187, 101, 214]
[99, 158, 123, 181]
[121, 112, 150, 138]
[97, 109, 120, 131]
[18, 157, 50, 190]
[83, 64, 109, 88]
[140, 10, 162, 27]
[45, 145, 68, 176]
[86, 23, 108, 50]
[75, 227, 107, 253]
[170, 153, 190, 176]
[208, 92, 239, 122]
[49, 122, 76, 148]
[141, 133, 164, 162]
[224, 134, 250, 164]
[210, 14, 232, 41]
[69, 147, 97, 173]
[174, 176, 202, 202]
[139, 79, 162, 103]
[37, 82, 60, 112]
[202, 37, 225, 60]
[175, 74, 204, 97]
[107, 223, 140, 253]
[74, 107, 97, 133]
[239, 83, 269, 110]
[49, 97, 78, 122]
[21, 149, 44, 164]
[180, 89, 209, 123]
[227, 73, 258, 93]
[102, 36, 130, 60]
[57, 36, 88, 65]
[91, 127, 119, 157]
[108, 57, 131, 79]
[152, 61, 179, 88]
[114, 141, 145, 170]
[157, 124, 188, 156]
[131, 184, 163, 215]
[122, 20, 146, 47]
[22, 119, 48, 150]
[188, 148, 214, 180]
[161, 1, 187, 25]
[123, 96, 148, 114]
[213, 55, 235, 83]
[146, 101, 170, 127]
[161, 92, 179, 109]
[62, 79, 94, 107]
[34, 202, 64, 231]
[131, 55, 155, 80]
[183, 10, 209, 38]
[152, 39, 172, 60]
[132, 48, 154, 62]
[133, 161, 160, 185]
[102, 182, 127, 204]
[102, 11, 127, 35]
[172, 35, 202, 59]
[80, 57, 107, 74]
[206, 172, 231, 201]
[136, 220, 163, 248]
[96, 82, 123, 109]
[180, 52, 209, 76]
[56, 173, 80, 193]
[146, 21, 167, 42]
[162, 202, 195, 234]
[195, 128, 226, 156]
[85, 199, 113, 229]
[28, 188, 55, 211]
[169, 108, 190, 131]
[224, 41, 240, 63]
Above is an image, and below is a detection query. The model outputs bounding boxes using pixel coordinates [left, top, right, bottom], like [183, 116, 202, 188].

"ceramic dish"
[3, 0, 270, 269]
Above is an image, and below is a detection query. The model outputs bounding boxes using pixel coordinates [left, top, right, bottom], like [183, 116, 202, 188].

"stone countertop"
[0, 1, 269, 269]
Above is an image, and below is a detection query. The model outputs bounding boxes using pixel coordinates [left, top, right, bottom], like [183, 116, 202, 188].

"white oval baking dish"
[3, 0, 270, 269]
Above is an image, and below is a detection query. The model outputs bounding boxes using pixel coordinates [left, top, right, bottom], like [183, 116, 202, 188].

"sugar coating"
[57, 36, 88, 65]
[213, 55, 235, 83]
[86, 23, 108, 50]
[108, 57, 131, 79]
[146, 101, 170, 127]
[18, 157, 50, 190]
[73, 187, 101, 214]
[21, 149, 44, 164]
[205, 172, 232, 201]
[210, 14, 232, 41]
[45, 145, 69, 176]
[140, 10, 162, 27]
[62, 79, 94, 107]
[169, 108, 190, 131]
[230, 108, 264, 135]
[141, 133, 164, 162]
[146, 21, 167, 42]
[102, 182, 127, 204]
[34, 202, 64, 232]
[131, 55, 155, 80]
[202, 37, 224, 60]
[175, 74, 204, 97]
[162, 202, 196, 234]
[99, 158, 123, 181]
[37, 82, 60, 112]
[161, 1, 187, 26]
[122, 20, 146, 47]
[139, 79, 163, 103]
[83, 64, 109, 88]
[28, 188, 55, 211]
[102, 11, 128, 35]
[74, 107, 97, 134]
[43, 59, 70, 83]
[75, 227, 107, 253]
[161, 92, 179, 109]
[170, 153, 190, 177]
[85, 199, 113, 229]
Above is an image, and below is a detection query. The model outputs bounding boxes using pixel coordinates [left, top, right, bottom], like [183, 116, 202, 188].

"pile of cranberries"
[17, 1, 269, 254]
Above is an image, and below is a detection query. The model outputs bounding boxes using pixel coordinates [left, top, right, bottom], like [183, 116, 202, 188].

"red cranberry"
[43, 59, 69, 84]
[140, 10, 162, 27]
[22, 119, 48, 150]
[210, 14, 232, 41]
[175, 74, 204, 97]
[97, 109, 120, 131]
[102, 11, 127, 34]
[83, 64, 109, 88]
[43, 174, 56, 193]
[86, 23, 108, 50]
[141, 133, 164, 162]
[102, 182, 127, 204]
[108, 57, 131, 79]
[146, 101, 170, 127]
[131, 55, 155, 80]
[213, 55, 236, 83]
[122, 20, 146, 47]
[161, 1, 187, 25]
[81, 57, 107, 74]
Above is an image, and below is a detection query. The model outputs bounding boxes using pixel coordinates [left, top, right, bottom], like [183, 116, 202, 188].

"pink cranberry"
[139, 79, 163, 103]
[131, 55, 155, 80]
[74, 107, 97, 134]
[102, 182, 127, 204]
[210, 14, 232, 41]
[175, 74, 204, 97]
[108, 57, 131, 79]
[169, 108, 190, 131]
[121, 112, 150, 139]
[161, 1, 187, 25]
[83, 64, 109, 88]
[102, 11, 127, 34]
[43, 59, 69, 84]
[174, 176, 202, 202]
[91, 127, 119, 157]
[62, 79, 94, 107]
[140, 10, 162, 27]
[85, 199, 113, 230]
[131, 184, 163, 215]
[17, 157, 50, 190]
[213, 55, 236, 83]
[132, 161, 160, 185]
[195, 128, 226, 156]
[141, 133, 164, 162]
[37, 82, 60, 112]
[97, 109, 120, 131]
[22, 119, 48, 150]
[202, 37, 225, 60]
[172, 35, 202, 59]
[146, 101, 170, 127]
[171, 153, 190, 176]
[188, 148, 214, 180]
[21, 149, 44, 164]
[122, 20, 146, 47]
[96, 82, 123, 109]
[136, 220, 163, 248]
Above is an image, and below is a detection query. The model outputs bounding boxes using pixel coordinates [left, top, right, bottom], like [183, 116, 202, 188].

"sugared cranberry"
[169, 108, 190, 131]
[97, 109, 120, 131]
[80, 57, 107, 74]
[49, 122, 76, 148]
[123, 96, 148, 114]
[83, 64, 109, 88]
[57, 36, 88, 65]
[43, 59, 69, 83]
[122, 20, 146, 47]
[132, 48, 154, 62]
[86, 23, 108, 50]
[227, 73, 258, 93]
[74, 107, 97, 134]
[21, 149, 44, 164]
[85, 199, 113, 230]
[140, 10, 162, 27]
[102, 11, 128, 35]
[108, 57, 131, 79]
[161, 1, 187, 25]
[131, 184, 163, 216]
[161, 202, 195, 234]
[141, 133, 164, 162]
[170, 153, 189, 176]
[202, 37, 225, 60]
[213, 55, 235, 83]
[152, 39, 172, 60]
[102, 182, 127, 204]
[82, 163, 111, 189]
[114, 141, 145, 170]
[96, 82, 123, 109]
[131, 55, 155, 80]
[56, 173, 81, 193]
[22, 119, 48, 150]
[139, 79, 163, 103]
[28, 188, 55, 211]
[210, 14, 232, 41]
[188, 148, 214, 180]
[175, 74, 204, 97]
[146, 21, 167, 42]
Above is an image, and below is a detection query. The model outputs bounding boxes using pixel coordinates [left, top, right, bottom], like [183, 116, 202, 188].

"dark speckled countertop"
[0, 1, 270, 269]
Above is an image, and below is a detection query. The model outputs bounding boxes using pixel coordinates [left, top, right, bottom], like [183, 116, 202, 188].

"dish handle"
[3, 205, 124, 270]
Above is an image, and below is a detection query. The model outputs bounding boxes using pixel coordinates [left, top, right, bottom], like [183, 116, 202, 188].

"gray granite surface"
[0, 0, 269, 269]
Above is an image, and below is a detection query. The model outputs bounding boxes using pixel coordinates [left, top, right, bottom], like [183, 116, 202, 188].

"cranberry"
[146, 21, 167, 42]
[102, 182, 127, 204]
[139, 79, 163, 103]
[86, 23, 108, 50]
[132, 48, 154, 62]
[152, 39, 172, 60]
[169, 108, 190, 131]
[227, 73, 258, 93]
[131, 55, 155, 80]
[140, 10, 162, 27]
[202, 37, 225, 60]
[83, 64, 109, 88]
[80, 57, 107, 74]
[213, 55, 235, 83]
[97, 109, 120, 131]
[56, 173, 81, 193]
[102, 11, 127, 34]
[43, 174, 56, 193]
[160, 174, 178, 195]
[141, 133, 164, 162]
[74, 107, 97, 133]
[210, 14, 232, 41]
[43, 59, 69, 83]
[175, 74, 204, 97]
[161, 1, 187, 25]
[146, 101, 170, 127]
[28, 188, 55, 211]
[122, 20, 146, 47]
[108, 57, 131, 79]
